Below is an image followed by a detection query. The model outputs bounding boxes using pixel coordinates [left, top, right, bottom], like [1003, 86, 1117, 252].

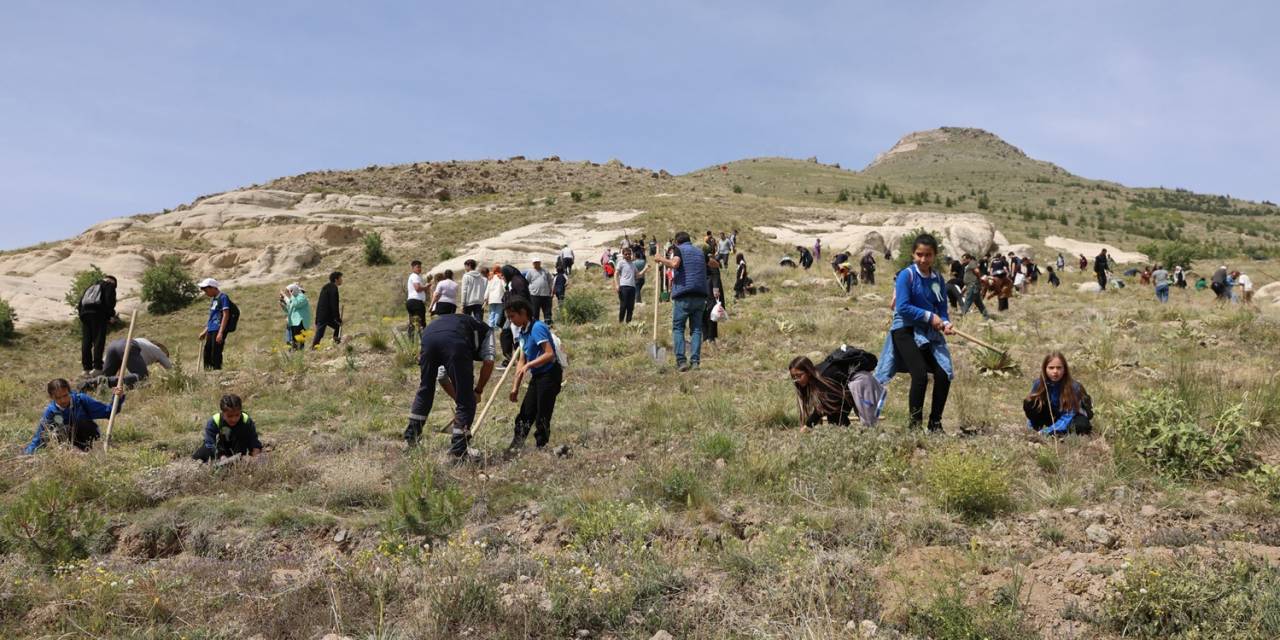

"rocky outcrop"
[1043, 236, 1148, 264]
[756, 208, 999, 259]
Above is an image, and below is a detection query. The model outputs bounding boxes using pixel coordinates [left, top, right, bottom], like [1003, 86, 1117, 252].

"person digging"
[403, 312, 496, 459]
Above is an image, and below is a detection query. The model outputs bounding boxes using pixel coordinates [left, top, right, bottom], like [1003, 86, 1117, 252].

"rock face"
[1255, 281, 1280, 308]
[1044, 236, 1148, 264]
[756, 208, 998, 259]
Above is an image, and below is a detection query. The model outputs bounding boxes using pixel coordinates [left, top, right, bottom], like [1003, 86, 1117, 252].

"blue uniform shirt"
[518, 320, 556, 375]
[207, 293, 231, 332]
[24, 392, 120, 454]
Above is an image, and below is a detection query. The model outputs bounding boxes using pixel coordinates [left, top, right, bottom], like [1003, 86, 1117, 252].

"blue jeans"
[672, 296, 707, 365]
[488, 303, 504, 328]
[1155, 285, 1169, 303]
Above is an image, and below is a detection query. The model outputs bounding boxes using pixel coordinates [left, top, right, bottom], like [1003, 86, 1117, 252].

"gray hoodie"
[461, 270, 487, 307]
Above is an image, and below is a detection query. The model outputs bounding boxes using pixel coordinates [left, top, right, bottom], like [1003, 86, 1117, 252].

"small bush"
[699, 432, 737, 461]
[0, 478, 108, 568]
[565, 499, 657, 549]
[641, 467, 706, 509]
[906, 587, 1037, 640]
[140, 255, 200, 314]
[558, 291, 604, 325]
[732, 184, 743, 194]
[366, 331, 390, 352]
[386, 463, 470, 540]
[65, 264, 106, 309]
[1103, 555, 1280, 637]
[570, 190, 583, 202]
[1108, 389, 1249, 479]
[924, 448, 1012, 519]
[439, 248, 455, 261]
[835, 188, 850, 203]
[0, 296, 15, 342]
[363, 231, 393, 266]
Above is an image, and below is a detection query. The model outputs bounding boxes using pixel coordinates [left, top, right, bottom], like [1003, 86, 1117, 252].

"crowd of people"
[22, 228, 1265, 462]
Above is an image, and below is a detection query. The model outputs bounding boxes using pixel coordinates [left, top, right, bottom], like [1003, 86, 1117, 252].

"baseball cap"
[198, 278, 220, 289]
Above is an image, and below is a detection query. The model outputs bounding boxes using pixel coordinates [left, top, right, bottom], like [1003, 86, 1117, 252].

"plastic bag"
[710, 301, 727, 322]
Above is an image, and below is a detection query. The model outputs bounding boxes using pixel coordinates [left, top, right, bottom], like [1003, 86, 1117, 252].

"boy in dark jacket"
[193, 394, 263, 462]
[24, 379, 124, 453]
[78, 275, 118, 376]
[311, 271, 343, 348]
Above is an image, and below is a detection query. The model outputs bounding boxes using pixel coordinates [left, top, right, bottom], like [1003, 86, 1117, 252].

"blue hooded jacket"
[24, 391, 122, 454]
[671, 241, 709, 299]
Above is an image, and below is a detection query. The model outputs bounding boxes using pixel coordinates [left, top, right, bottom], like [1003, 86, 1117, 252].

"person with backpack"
[77, 275, 118, 376]
[789, 347, 881, 428]
[873, 233, 954, 433]
[198, 278, 235, 370]
[278, 283, 312, 349]
[193, 394, 263, 462]
[311, 271, 343, 348]
[504, 296, 563, 453]
[1024, 352, 1092, 436]
[654, 231, 713, 372]
[403, 311, 496, 457]
[24, 378, 124, 454]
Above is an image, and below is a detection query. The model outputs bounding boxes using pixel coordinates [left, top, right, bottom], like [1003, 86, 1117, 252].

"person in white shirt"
[431, 270, 460, 315]
[406, 260, 428, 331]
[1234, 271, 1254, 304]
[485, 262, 507, 328]
[559, 245, 575, 275]
[524, 258, 554, 324]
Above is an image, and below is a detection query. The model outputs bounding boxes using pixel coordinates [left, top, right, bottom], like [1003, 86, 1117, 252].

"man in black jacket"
[404, 313, 496, 457]
[78, 275, 118, 376]
[1094, 249, 1109, 291]
[311, 271, 343, 349]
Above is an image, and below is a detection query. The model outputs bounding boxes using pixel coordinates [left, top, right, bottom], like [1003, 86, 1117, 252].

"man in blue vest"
[654, 231, 716, 371]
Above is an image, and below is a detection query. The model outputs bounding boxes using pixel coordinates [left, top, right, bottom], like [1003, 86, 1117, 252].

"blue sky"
[2, 1, 1276, 249]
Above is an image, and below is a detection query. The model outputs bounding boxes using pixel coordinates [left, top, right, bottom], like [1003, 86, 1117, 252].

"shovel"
[950, 327, 1007, 357]
[648, 265, 666, 363]
[103, 308, 138, 452]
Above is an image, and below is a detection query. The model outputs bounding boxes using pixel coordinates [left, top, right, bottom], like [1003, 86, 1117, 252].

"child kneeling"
[1024, 352, 1092, 436]
[194, 394, 262, 462]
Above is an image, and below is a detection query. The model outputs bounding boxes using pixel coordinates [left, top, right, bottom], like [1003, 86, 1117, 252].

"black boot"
[927, 419, 944, 433]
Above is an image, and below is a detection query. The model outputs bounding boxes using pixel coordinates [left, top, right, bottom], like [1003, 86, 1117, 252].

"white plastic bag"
[710, 301, 727, 322]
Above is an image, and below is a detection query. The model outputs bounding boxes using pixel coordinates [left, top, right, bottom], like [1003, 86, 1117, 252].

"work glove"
[404, 419, 425, 446]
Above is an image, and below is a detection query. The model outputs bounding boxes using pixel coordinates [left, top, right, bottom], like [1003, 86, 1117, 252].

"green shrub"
[641, 467, 706, 509]
[0, 478, 108, 568]
[570, 190, 583, 202]
[140, 255, 200, 314]
[386, 464, 470, 540]
[924, 448, 1012, 519]
[1108, 389, 1249, 479]
[363, 231, 393, 266]
[1244, 464, 1280, 503]
[565, 499, 657, 549]
[559, 291, 604, 325]
[0, 296, 15, 343]
[835, 188, 850, 203]
[906, 587, 1036, 640]
[1137, 240, 1199, 270]
[65, 264, 105, 309]
[699, 432, 737, 461]
[439, 248, 455, 261]
[1103, 555, 1280, 638]
[732, 184, 743, 194]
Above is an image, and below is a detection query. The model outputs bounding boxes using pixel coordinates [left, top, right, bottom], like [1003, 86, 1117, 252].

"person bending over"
[194, 394, 262, 462]
[403, 313, 496, 458]
[24, 379, 124, 453]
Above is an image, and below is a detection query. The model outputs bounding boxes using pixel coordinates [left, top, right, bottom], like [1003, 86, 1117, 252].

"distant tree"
[363, 231, 393, 266]
[140, 255, 200, 314]
[1046, 198, 1057, 207]
[0, 296, 15, 343]
[944, 197, 954, 208]
[836, 188, 850, 203]
[977, 194, 990, 210]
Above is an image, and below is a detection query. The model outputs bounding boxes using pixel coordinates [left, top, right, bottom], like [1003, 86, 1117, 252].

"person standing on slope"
[312, 271, 343, 349]
[653, 231, 713, 371]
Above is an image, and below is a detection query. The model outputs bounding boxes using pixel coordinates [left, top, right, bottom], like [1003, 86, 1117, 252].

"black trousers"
[500, 321, 514, 364]
[463, 304, 484, 323]
[406, 299, 427, 331]
[432, 301, 457, 316]
[192, 444, 251, 462]
[618, 286, 636, 323]
[891, 328, 950, 427]
[202, 333, 226, 370]
[513, 364, 563, 448]
[1096, 272, 1107, 290]
[635, 277, 645, 303]
[408, 332, 477, 456]
[862, 268, 875, 285]
[80, 313, 109, 371]
[311, 320, 341, 347]
[531, 295, 554, 324]
[997, 296, 1009, 311]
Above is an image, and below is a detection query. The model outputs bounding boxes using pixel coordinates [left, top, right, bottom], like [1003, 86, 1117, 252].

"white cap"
[287, 283, 304, 294]
[197, 278, 220, 289]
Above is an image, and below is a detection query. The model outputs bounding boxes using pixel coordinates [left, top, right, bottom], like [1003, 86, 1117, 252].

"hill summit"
[864, 126, 1068, 178]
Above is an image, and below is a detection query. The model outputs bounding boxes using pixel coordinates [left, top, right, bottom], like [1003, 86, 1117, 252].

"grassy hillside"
[1, 141, 1280, 638]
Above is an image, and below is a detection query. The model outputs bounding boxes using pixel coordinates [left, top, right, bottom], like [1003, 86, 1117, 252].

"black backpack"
[815, 346, 877, 388]
[79, 283, 103, 311]
[224, 298, 241, 333]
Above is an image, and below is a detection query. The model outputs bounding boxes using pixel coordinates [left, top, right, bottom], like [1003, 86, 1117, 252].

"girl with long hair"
[1024, 352, 1092, 435]
[789, 356, 852, 427]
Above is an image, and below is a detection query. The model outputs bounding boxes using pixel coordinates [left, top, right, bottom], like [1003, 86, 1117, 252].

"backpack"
[550, 331, 568, 368]
[816, 345, 877, 388]
[224, 298, 241, 333]
[79, 283, 103, 310]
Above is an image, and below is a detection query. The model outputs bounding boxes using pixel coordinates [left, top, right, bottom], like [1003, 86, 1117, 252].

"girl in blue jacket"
[24, 378, 123, 453]
[1024, 352, 1093, 436]
[877, 233, 955, 432]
